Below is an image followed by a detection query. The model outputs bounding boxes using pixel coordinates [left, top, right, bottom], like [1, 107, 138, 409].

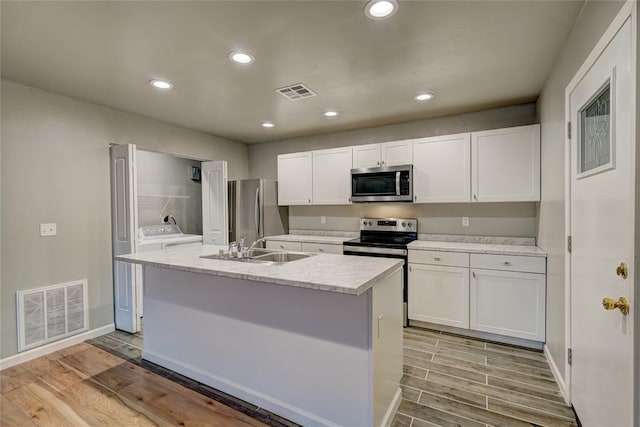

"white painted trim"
[0, 324, 115, 371]
[544, 344, 570, 405]
[563, 0, 636, 411]
[380, 387, 402, 427]
[142, 349, 342, 427]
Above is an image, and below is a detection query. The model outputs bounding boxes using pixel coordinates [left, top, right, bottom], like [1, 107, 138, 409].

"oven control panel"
[359, 218, 417, 232]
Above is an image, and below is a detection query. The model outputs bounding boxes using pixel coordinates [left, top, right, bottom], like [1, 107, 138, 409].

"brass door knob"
[602, 296, 630, 315]
[616, 262, 629, 279]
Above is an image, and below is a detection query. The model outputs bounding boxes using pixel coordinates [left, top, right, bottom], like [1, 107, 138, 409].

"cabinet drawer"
[408, 250, 469, 267]
[266, 240, 303, 252]
[301, 242, 343, 254]
[470, 253, 545, 274]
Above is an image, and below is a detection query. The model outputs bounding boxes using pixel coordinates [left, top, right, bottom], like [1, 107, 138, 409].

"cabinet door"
[352, 144, 382, 169]
[381, 140, 413, 166]
[471, 124, 540, 202]
[470, 268, 545, 341]
[312, 147, 353, 204]
[277, 152, 312, 205]
[413, 134, 471, 203]
[408, 264, 469, 328]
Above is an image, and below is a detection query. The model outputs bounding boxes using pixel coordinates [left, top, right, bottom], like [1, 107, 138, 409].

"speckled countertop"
[408, 241, 547, 257]
[116, 244, 403, 296]
[266, 234, 353, 244]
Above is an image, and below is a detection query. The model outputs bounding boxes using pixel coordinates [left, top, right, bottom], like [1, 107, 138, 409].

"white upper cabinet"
[413, 133, 471, 203]
[471, 124, 541, 202]
[313, 147, 353, 205]
[277, 152, 313, 205]
[352, 140, 413, 169]
[352, 144, 382, 169]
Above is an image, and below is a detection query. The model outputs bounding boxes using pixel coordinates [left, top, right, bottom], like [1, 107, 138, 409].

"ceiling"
[1, 1, 584, 144]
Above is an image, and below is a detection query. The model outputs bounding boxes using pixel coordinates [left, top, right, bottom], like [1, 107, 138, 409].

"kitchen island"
[116, 244, 404, 427]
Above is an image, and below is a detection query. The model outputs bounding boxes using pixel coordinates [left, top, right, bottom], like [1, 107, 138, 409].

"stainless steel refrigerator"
[228, 179, 288, 246]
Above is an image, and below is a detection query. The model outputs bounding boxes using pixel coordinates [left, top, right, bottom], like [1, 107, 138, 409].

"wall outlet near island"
[40, 223, 57, 236]
[320, 216, 326, 224]
[462, 217, 470, 227]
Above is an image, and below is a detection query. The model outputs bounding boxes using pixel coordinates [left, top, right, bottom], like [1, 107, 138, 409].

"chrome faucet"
[249, 238, 266, 251]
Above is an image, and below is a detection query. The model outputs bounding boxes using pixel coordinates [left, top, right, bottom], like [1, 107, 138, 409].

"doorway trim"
[562, 0, 637, 418]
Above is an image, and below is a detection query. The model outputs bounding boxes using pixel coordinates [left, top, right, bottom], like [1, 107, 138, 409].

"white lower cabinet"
[470, 268, 546, 341]
[409, 264, 469, 328]
[408, 248, 546, 343]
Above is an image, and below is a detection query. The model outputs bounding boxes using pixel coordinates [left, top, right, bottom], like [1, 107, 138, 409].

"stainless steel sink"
[200, 248, 315, 264]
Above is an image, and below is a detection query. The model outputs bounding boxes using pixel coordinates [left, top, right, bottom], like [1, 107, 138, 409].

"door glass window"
[579, 83, 612, 176]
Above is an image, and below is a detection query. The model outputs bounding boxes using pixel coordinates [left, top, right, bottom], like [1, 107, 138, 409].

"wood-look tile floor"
[392, 327, 578, 427]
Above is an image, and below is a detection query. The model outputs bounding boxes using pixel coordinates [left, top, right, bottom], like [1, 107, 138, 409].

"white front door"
[568, 17, 634, 427]
[110, 144, 139, 333]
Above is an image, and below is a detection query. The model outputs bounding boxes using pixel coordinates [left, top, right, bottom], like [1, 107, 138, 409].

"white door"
[110, 144, 139, 333]
[413, 133, 471, 203]
[202, 161, 228, 246]
[277, 152, 313, 205]
[568, 18, 634, 426]
[312, 147, 352, 204]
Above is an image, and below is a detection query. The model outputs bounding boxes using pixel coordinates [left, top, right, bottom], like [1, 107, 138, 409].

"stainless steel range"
[343, 217, 417, 326]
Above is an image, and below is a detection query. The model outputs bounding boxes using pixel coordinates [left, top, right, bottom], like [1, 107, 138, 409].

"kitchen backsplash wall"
[290, 203, 538, 238]
[137, 150, 203, 235]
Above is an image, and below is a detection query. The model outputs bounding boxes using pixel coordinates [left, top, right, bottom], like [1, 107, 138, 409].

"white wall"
[0, 79, 248, 358]
[536, 0, 625, 380]
[249, 103, 539, 237]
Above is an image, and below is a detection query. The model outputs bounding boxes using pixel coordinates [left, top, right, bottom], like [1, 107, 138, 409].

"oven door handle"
[396, 171, 401, 195]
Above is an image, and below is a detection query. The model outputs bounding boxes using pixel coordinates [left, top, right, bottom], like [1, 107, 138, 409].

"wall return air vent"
[276, 83, 317, 101]
[16, 279, 88, 352]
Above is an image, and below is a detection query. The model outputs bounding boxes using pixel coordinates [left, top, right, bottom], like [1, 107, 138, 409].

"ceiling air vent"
[276, 83, 317, 101]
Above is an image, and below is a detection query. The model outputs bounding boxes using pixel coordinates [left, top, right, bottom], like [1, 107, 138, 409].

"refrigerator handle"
[255, 187, 260, 236]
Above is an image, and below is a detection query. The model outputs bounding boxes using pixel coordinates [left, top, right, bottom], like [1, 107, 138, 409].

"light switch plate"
[462, 217, 470, 227]
[40, 223, 57, 236]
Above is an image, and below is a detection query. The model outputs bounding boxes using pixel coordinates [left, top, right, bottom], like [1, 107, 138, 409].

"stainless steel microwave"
[351, 165, 413, 202]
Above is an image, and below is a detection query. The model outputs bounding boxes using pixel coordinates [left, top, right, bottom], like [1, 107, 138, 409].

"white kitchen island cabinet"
[117, 245, 403, 427]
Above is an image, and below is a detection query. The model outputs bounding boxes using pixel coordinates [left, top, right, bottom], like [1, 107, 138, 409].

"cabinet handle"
[473, 194, 478, 201]
[503, 261, 512, 266]
[308, 198, 311, 203]
[377, 161, 380, 166]
[319, 248, 324, 252]
[472, 271, 476, 279]
[381, 160, 385, 166]
[414, 195, 417, 202]
[409, 266, 412, 273]
[280, 245, 285, 249]
[434, 257, 441, 261]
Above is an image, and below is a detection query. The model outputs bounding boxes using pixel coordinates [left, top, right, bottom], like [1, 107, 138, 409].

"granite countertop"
[116, 244, 403, 296]
[266, 234, 352, 244]
[408, 240, 547, 257]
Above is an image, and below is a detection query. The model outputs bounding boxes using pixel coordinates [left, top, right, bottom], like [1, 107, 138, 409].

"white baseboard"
[0, 324, 115, 371]
[381, 387, 402, 427]
[544, 344, 570, 405]
[143, 349, 345, 427]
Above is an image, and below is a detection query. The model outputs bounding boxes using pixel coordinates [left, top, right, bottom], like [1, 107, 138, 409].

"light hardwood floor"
[0, 342, 268, 426]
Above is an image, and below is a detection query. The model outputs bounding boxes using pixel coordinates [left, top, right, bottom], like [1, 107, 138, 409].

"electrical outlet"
[462, 217, 470, 227]
[40, 223, 57, 236]
[320, 216, 326, 224]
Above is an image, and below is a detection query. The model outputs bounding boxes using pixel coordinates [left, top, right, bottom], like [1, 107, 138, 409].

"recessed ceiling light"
[414, 92, 434, 101]
[229, 51, 254, 64]
[149, 79, 173, 89]
[365, 0, 398, 20]
[261, 122, 275, 128]
[323, 111, 339, 117]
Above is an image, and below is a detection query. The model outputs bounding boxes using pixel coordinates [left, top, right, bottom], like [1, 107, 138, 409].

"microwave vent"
[276, 83, 317, 101]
